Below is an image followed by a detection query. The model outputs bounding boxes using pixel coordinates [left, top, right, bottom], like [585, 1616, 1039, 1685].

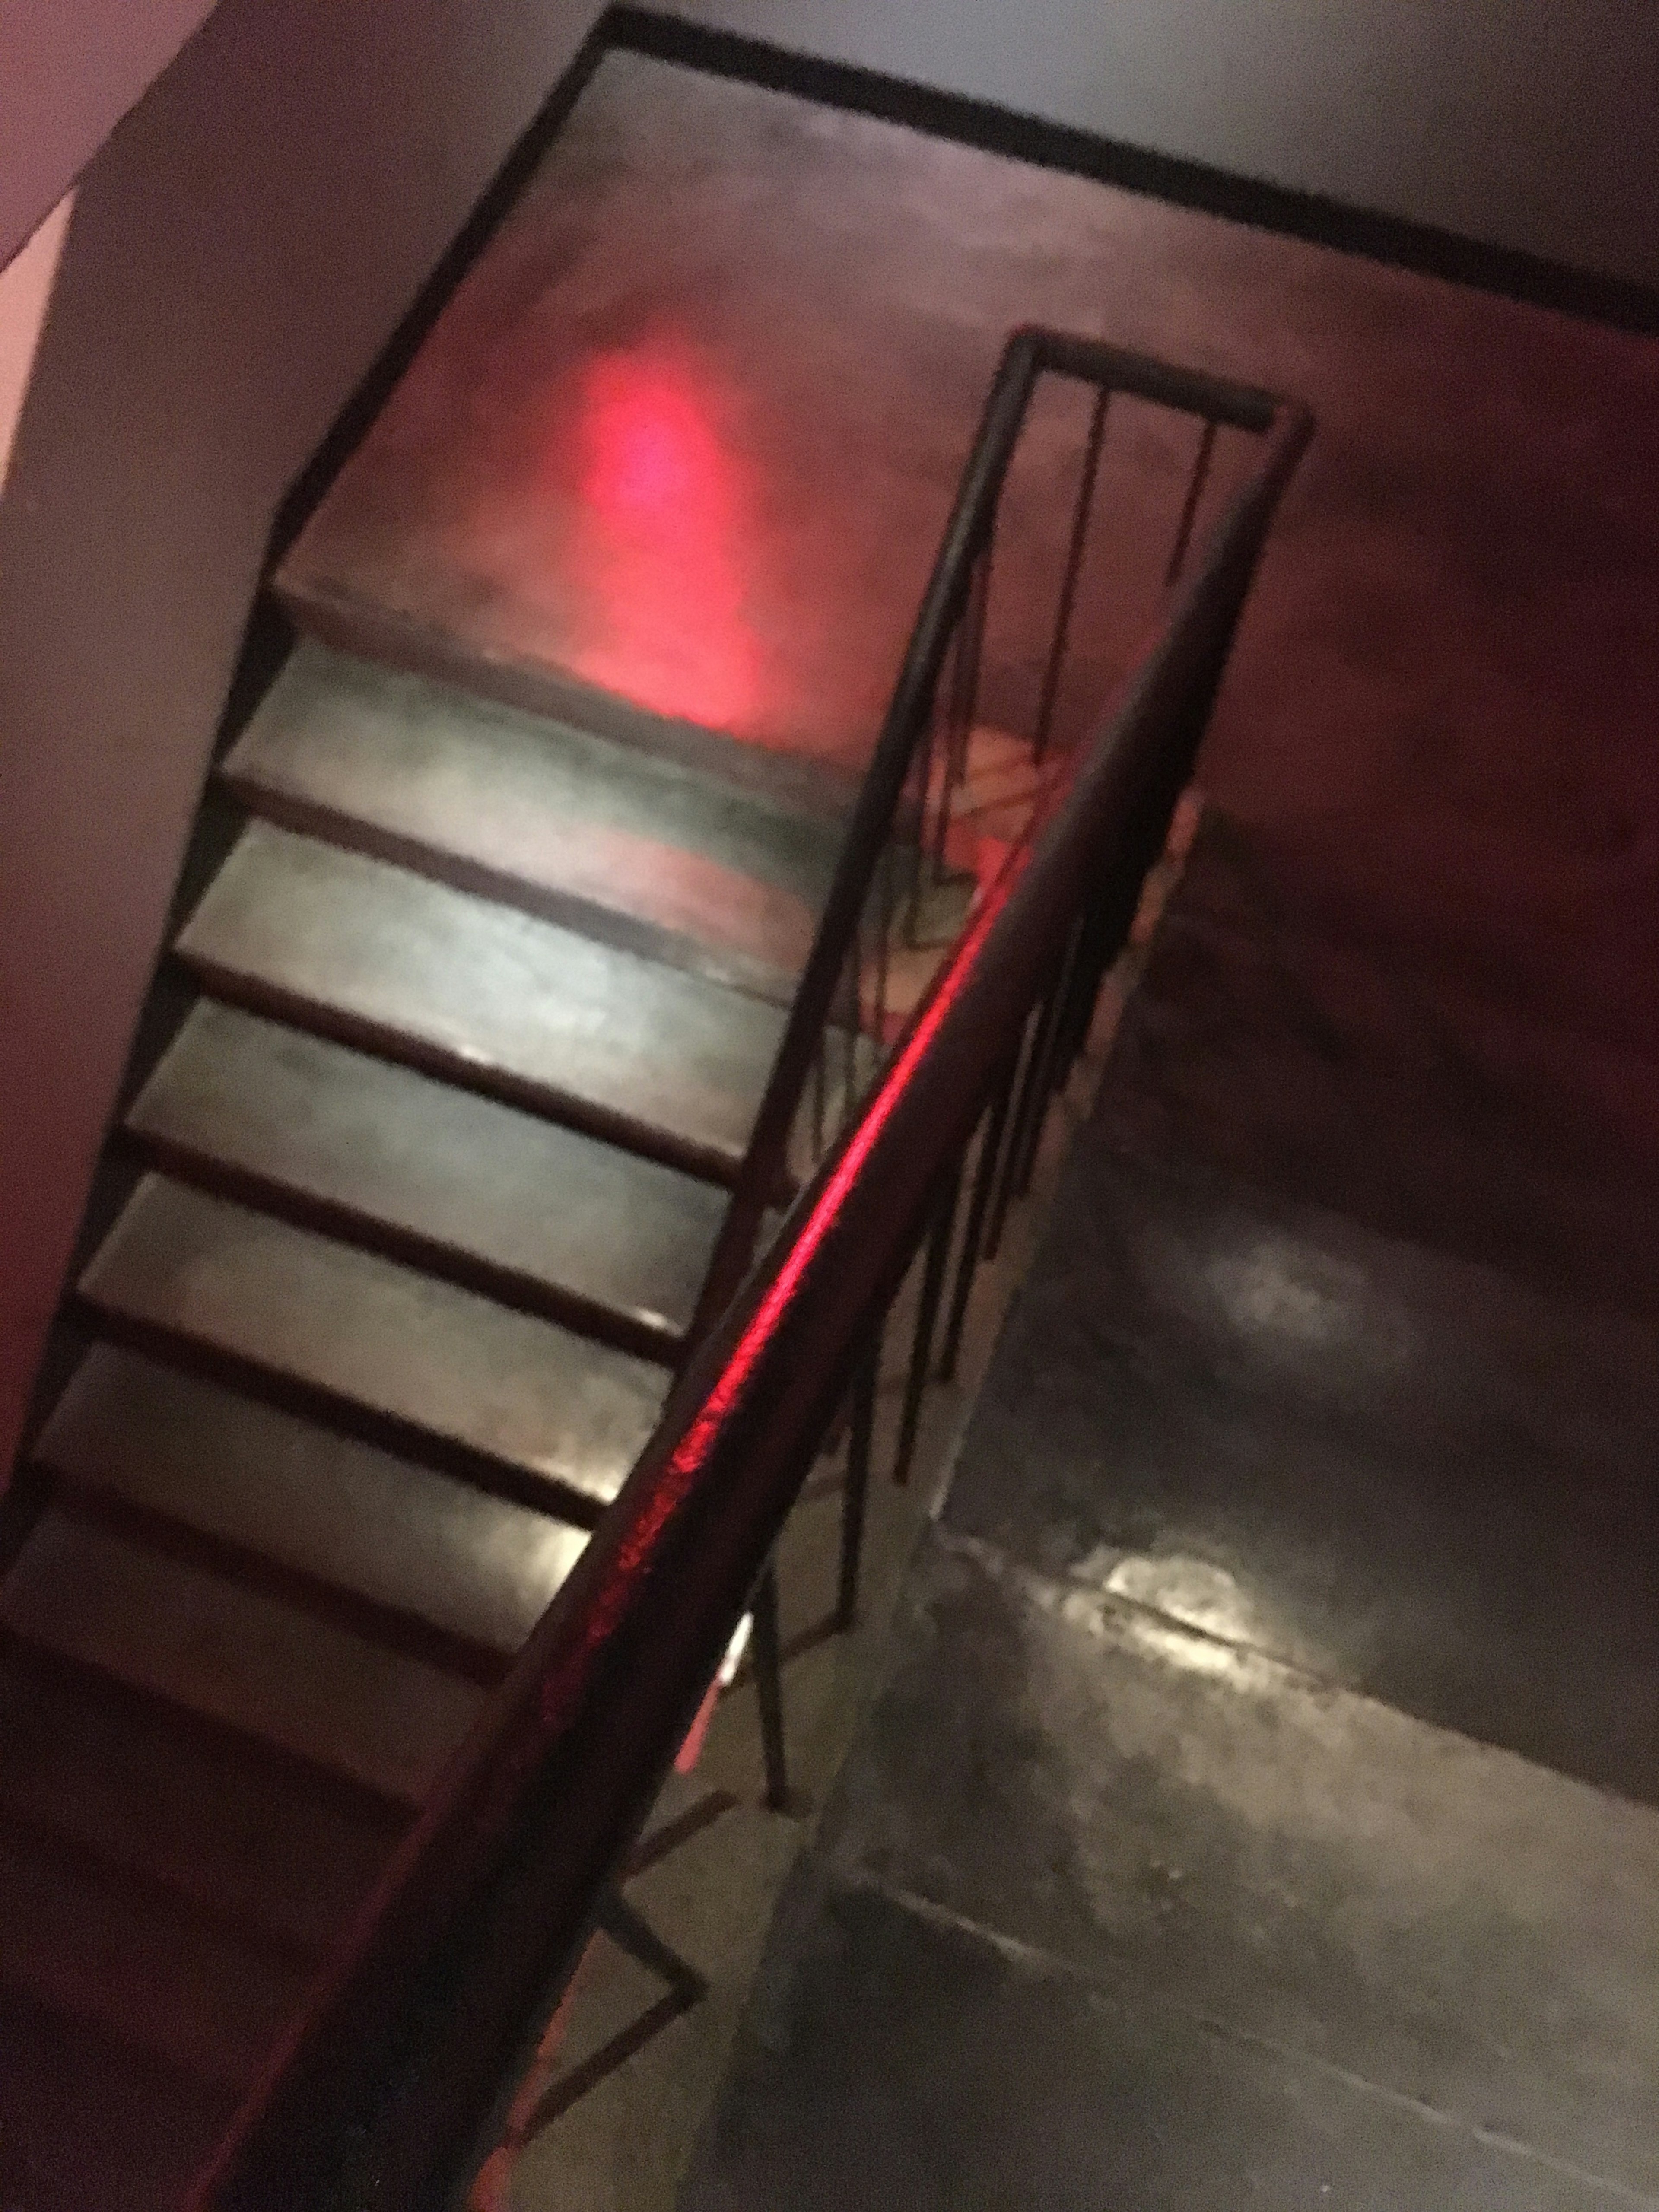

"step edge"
[114, 1117, 687, 1366]
[32, 1474, 514, 1688]
[217, 763, 805, 1012]
[169, 944, 749, 1190]
[273, 573, 863, 823]
[67, 1293, 617, 1532]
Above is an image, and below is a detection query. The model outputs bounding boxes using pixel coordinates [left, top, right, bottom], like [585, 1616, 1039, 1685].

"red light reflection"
[568, 345, 758, 731]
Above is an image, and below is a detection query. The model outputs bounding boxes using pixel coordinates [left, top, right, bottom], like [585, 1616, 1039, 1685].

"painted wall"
[659, 0, 1659, 289]
[0, 196, 74, 492]
[0, 0, 221, 271]
[0, 0, 603, 1475]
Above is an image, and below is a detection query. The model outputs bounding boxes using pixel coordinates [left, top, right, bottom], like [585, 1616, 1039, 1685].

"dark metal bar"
[683, 333, 1042, 1343]
[1032, 386, 1110, 765]
[873, 843, 893, 1056]
[750, 1560, 789, 1812]
[1166, 416, 1219, 589]
[893, 1155, 963, 1487]
[810, 1024, 826, 1163]
[906, 683, 939, 944]
[835, 1319, 883, 1630]
[686, 325, 1286, 1343]
[1010, 918, 1085, 1203]
[841, 930, 861, 1131]
[189, 381, 1313, 2212]
[938, 1044, 1020, 1384]
[982, 997, 1045, 1263]
[1026, 325, 1281, 431]
[933, 539, 992, 881]
[594, 1892, 708, 2008]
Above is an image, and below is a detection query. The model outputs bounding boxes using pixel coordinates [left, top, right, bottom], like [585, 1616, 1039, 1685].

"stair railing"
[189, 357, 1310, 2212]
[684, 325, 1304, 1350]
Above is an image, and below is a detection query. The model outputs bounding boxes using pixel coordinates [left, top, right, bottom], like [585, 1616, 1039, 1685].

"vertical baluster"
[1032, 386, 1110, 766]
[906, 677, 940, 946]
[874, 840, 893, 1050]
[835, 1316, 883, 1630]
[750, 1560, 789, 1812]
[810, 1023, 826, 1163]
[1165, 416, 1218, 590]
[1052, 903, 1119, 1087]
[984, 1001, 1042, 1263]
[938, 1045, 1020, 1384]
[1007, 917, 1084, 1205]
[839, 926, 862, 1134]
[893, 1156, 963, 1487]
[933, 538, 992, 884]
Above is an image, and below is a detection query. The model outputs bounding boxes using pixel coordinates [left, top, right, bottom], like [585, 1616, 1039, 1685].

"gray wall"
[660, 0, 1659, 289]
[0, 0, 222, 270]
[0, 0, 602, 1473]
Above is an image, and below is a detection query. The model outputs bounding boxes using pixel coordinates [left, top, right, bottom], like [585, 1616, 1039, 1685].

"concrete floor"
[277, 49, 1659, 2209]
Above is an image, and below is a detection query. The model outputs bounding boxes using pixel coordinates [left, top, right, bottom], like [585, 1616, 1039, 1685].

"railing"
[191, 338, 1309, 2212]
[686, 327, 1304, 1357]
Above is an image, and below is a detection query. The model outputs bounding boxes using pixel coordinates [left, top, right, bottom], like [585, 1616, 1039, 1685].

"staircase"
[0, 620, 857, 2210]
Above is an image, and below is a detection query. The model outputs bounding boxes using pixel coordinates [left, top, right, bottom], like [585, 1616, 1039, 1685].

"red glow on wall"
[568, 345, 759, 731]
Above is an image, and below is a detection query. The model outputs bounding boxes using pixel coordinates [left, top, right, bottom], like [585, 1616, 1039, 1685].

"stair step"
[222, 641, 842, 1005]
[35, 1346, 588, 1668]
[79, 1176, 668, 1523]
[0, 1989, 235, 2212]
[0, 1817, 311, 2094]
[175, 821, 786, 1184]
[0, 1642, 403, 1955]
[0, 1510, 485, 1806]
[127, 1001, 723, 1360]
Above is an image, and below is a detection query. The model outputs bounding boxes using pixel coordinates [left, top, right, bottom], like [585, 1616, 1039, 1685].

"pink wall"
[0, 0, 220, 270]
[0, 0, 603, 1476]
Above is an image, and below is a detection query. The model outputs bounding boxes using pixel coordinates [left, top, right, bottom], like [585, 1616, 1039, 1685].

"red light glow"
[568, 345, 759, 731]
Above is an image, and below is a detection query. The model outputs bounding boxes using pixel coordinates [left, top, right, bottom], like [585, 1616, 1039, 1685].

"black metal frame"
[189, 342, 1309, 2212]
[686, 327, 1294, 1659]
[687, 327, 1297, 1361]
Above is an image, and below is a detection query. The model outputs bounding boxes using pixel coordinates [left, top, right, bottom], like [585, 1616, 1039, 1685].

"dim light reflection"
[568, 344, 760, 732]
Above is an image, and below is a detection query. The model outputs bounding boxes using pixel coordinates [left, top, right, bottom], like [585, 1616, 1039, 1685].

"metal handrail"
[684, 324, 1298, 1344]
[192, 353, 1311, 2212]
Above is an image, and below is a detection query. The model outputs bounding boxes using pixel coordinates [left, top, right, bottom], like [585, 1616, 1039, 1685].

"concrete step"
[0, 1988, 235, 2212]
[0, 1816, 311, 2094]
[175, 821, 786, 1185]
[0, 1641, 404, 1956]
[272, 571, 862, 826]
[222, 641, 844, 1007]
[34, 1346, 588, 1672]
[77, 1175, 667, 1526]
[127, 1001, 724, 1362]
[0, 1510, 484, 1808]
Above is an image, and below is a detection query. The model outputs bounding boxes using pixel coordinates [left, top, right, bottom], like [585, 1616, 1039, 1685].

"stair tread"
[175, 821, 786, 1179]
[129, 1001, 723, 1354]
[80, 1175, 668, 1518]
[0, 1988, 235, 2212]
[0, 1817, 312, 2093]
[1, 1510, 486, 1806]
[222, 641, 840, 997]
[0, 1641, 403, 1954]
[36, 1345, 588, 1661]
